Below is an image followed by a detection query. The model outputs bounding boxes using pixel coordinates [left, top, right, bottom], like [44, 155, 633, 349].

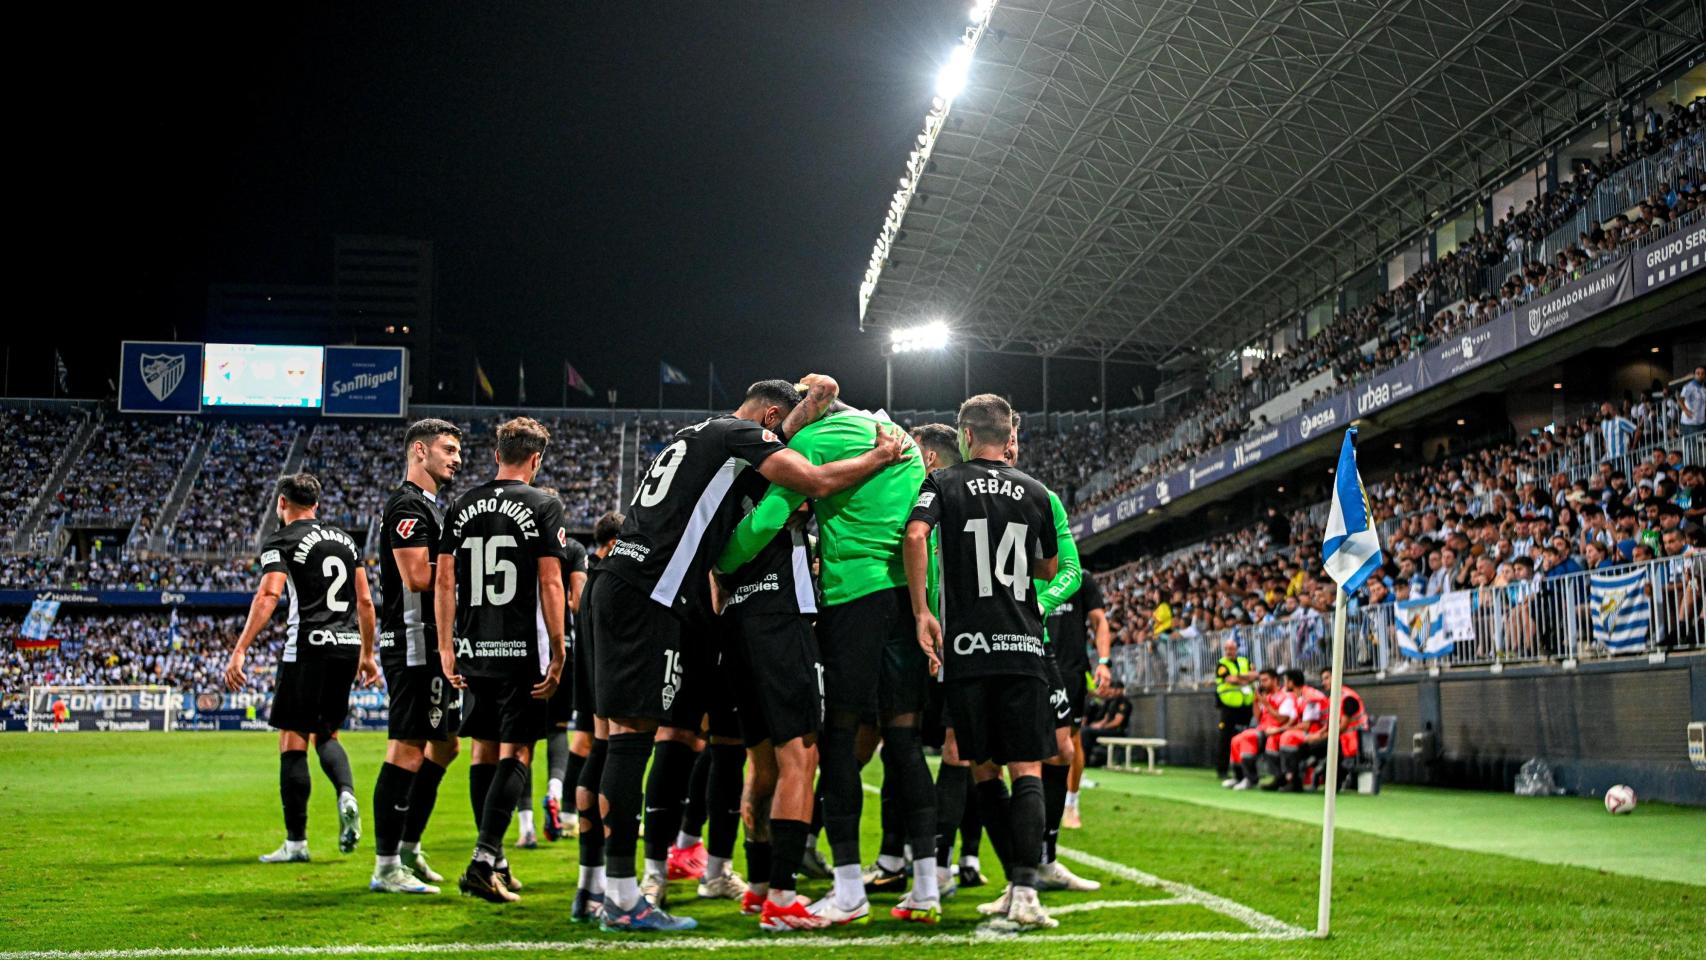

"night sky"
[24, 2, 1141, 413]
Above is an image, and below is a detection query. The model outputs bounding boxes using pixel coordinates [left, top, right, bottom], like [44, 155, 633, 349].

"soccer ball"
[1603, 784, 1637, 815]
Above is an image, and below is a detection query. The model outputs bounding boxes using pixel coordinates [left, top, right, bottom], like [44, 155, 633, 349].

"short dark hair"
[593, 510, 625, 545]
[745, 380, 801, 414]
[404, 418, 461, 455]
[912, 423, 960, 466]
[496, 417, 551, 466]
[277, 472, 321, 508]
[1284, 668, 1306, 687]
[957, 393, 1014, 447]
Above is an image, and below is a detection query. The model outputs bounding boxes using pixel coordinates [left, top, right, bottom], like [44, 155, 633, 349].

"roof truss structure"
[861, 0, 1705, 363]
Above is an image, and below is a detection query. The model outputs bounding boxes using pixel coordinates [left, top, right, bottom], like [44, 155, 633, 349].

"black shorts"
[730, 612, 823, 749]
[461, 675, 549, 744]
[589, 574, 684, 722]
[945, 675, 1055, 766]
[384, 663, 460, 741]
[1058, 661, 1088, 728]
[270, 657, 358, 737]
[547, 639, 575, 726]
[1043, 657, 1073, 730]
[817, 587, 930, 718]
[571, 614, 596, 732]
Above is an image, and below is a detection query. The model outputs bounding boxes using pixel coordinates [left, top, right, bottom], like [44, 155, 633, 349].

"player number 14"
[963, 518, 1030, 601]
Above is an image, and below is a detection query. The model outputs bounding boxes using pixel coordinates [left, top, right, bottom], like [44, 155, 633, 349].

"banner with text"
[322, 346, 408, 417]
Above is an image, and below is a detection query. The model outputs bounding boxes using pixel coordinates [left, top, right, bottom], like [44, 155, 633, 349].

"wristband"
[1097, 657, 1111, 665]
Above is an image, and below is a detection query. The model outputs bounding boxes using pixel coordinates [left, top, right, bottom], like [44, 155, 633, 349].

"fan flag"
[1321, 427, 1383, 593]
[1394, 595, 1451, 659]
[1590, 567, 1651, 651]
[660, 361, 691, 385]
[475, 359, 495, 400]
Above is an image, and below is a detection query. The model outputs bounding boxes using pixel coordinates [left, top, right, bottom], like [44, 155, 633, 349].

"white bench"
[1101, 736, 1167, 774]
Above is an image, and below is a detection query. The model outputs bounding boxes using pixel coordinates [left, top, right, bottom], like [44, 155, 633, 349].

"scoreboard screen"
[201, 344, 325, 408]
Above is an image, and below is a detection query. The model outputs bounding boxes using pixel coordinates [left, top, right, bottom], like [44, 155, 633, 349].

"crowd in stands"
[0, 408, 79, 539]
[1093, 387, 1706, 684]
[49, 416, 200, 528]
[460, 416, 621, 529]
[0, 613, 281, 709]
[0, 553, 258, 592]
[170, 420, 301, 553]
[299, 420, 396, 532]
[1025, 98, 1706, 515]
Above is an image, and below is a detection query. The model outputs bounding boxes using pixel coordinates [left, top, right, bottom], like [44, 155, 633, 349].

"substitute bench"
[1101, 736, 1167, 773]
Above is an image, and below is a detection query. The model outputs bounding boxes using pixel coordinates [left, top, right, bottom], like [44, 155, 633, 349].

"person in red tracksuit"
[1226, 669, 1293, 790]
[1264, 669, 1327, 792]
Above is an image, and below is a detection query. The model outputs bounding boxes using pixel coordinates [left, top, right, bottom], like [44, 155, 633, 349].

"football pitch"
[1, 734, 1698, 959]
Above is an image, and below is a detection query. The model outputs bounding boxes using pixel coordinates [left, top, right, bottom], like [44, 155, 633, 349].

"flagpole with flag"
[1316, 426, 1383, 938]
[517, 360, 527, 405]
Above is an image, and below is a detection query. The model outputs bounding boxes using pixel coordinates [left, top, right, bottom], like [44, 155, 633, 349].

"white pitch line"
[0, 930, 1302, 960]
[1054, 845, 1306, 937]
[1045, 898, 1192, 915]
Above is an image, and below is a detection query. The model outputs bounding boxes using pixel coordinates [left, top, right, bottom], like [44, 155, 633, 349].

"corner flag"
[1321, 427, 1382, 593]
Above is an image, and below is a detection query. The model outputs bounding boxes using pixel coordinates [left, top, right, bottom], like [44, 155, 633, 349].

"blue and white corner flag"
[1322, 428, 1383, 594]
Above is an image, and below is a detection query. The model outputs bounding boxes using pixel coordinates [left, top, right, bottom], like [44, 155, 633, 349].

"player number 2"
[461, 535, 519, 606]
[963, 518, 1030, 601]
[321, 555, 350, 612]
[635, 440, 687, 508]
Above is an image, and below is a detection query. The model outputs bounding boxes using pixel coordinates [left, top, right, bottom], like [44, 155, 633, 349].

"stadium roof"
[860, 0, 1705, 363]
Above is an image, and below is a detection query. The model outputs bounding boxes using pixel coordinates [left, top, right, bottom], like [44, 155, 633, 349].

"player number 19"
[963, 518, 1030, 601]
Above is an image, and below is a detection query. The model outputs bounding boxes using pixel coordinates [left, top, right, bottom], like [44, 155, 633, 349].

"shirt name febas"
[963, 476, 1029, 500]
[954, 631, 1044, 657]
[291, 526, 357, 564]
[451, 496, 542, 540]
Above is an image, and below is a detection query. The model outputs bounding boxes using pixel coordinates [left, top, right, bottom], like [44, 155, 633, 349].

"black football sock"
[515, 758, 533, 813]
[706, 743, 745, 861]
[577, 739, 608, 870]
[934, 763, 969, 867]
[810, 790, 824, 838]
[973, 778, 1014, 873]
[643, 740, 696, 863]
[818, 720, 864, 866]
[280, 750, 311, 842]
[564, 749, 587, 806]
[747, 837, 775, 889]
[878, 773, 903, 861]
[680, 748, 712, 842]
[315, 738, 355, 796]
[880, 725, 937, 871]
[1041, 762, 1068, 863]
[1240, 754, 1258, 785]
[546, 729, 571, 785]
[401, 757, 446, 846]
[769, 818, 808, 893]
[475, 757, 527, 859]
[1007, 774, 1044, 889]
[960, 776, 983, 860]
[373, 761, 413, 858]
[469, 762, 497, 833]
[601, 732, 653, 882]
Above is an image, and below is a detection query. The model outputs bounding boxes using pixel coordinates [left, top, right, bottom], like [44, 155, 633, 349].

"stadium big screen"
[201, 343, 326, 409]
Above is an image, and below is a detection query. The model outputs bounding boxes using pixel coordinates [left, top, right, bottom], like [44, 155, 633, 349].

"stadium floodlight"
[936, 44, 974, 101]
[857, 1, 1000, 326]
[889, 321, 951, 355]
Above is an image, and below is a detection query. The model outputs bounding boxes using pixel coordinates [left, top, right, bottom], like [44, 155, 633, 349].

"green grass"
[0, 733, 1698, 959]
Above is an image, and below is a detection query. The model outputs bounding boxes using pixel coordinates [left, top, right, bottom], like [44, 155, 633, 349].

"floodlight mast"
[857, 1, 1000, 328]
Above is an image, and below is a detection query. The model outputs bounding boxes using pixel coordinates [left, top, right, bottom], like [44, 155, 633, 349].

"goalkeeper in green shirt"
[715, 379, 940, 925]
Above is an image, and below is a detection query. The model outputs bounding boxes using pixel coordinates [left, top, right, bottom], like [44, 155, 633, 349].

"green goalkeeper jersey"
[717, 408, 924, 606]
[1033, 489, 1081, 630]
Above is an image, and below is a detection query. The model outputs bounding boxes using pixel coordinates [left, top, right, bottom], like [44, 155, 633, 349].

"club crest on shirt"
[396, 518, 418, 540]
[762, 429, 779, 444]
[557, 527, 568, 548]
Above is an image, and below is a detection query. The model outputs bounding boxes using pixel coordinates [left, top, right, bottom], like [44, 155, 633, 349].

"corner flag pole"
[1317, 585, 1350, 937]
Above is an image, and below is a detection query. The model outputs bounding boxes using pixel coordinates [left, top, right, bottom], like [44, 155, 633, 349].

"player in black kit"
[570, 509, 623, 923]
[226, 472, 379, 865]
[530, 485, 589, 849]
[588, 377, 907, 934]
[435, 418, 570, 903]
[370, 418, 463, 894]
[904, 394, 1060, 931]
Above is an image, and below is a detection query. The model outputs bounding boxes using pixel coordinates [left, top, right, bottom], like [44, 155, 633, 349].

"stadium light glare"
[890, 321, 951, 354]
[970, 0, 994, 23]
[936, 45, 974, 101]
